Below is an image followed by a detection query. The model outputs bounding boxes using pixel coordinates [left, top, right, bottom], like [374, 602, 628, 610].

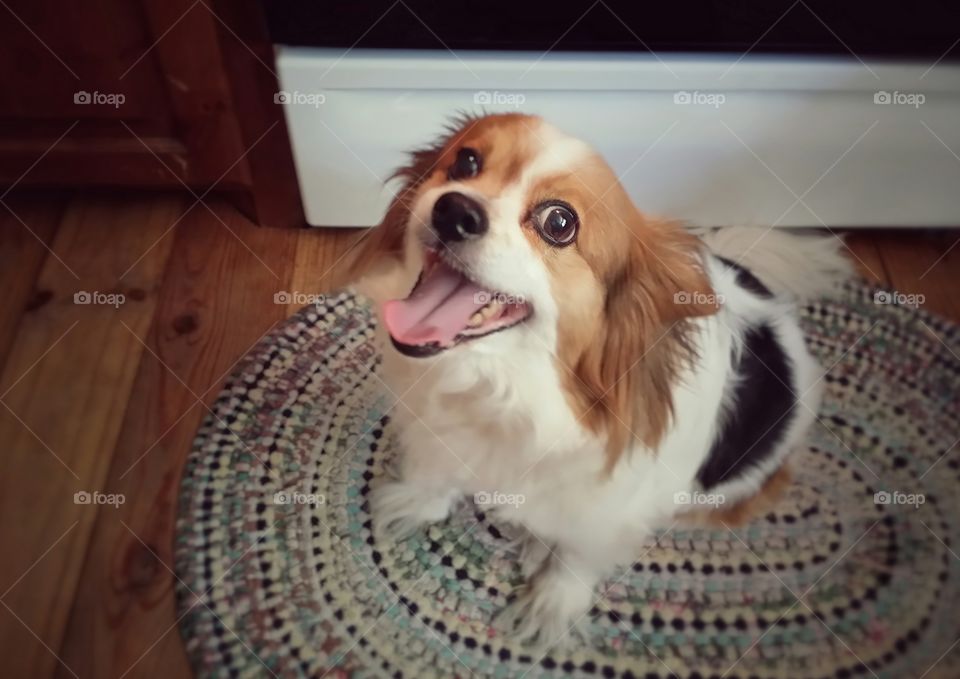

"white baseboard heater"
[276, 48, 960, 229]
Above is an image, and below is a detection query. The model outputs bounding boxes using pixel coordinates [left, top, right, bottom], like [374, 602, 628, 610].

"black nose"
[431, 192, 488, 243]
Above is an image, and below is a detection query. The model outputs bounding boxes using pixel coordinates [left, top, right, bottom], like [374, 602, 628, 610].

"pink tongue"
[382, 261, 489, 346]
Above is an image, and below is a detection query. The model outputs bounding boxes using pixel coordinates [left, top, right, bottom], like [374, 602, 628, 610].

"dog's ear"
[341, 145, 442, 283]
[343, 113, 484, 284]
[574, 211, 717, 468]
[341, 193, 410, 284]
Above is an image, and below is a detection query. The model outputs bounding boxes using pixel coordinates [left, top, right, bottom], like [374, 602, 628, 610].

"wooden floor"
[1, 191, 959, 679]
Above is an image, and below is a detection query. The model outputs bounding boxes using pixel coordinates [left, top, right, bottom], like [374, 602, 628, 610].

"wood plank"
[137, 0, 250, 184]
[874, 229, 960, 324]
[285, 226, 369, 316]
[0, 192, 67, 368]
[56, 200, 299, 679]
[0, 0, 248, 189]
[842, 230, 890, 287]
[0, 194, 182, 678]
[210, 0, 306, 229]
[0, 149, 251, 190]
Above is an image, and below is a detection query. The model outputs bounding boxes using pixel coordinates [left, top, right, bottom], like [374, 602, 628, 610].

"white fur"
[354, 120, 850, 648]
[696, 225, 854, 300]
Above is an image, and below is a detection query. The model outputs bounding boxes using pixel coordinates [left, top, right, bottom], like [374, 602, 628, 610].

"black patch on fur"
[717, 256, 773, 298]
[696, 323, 797, 490]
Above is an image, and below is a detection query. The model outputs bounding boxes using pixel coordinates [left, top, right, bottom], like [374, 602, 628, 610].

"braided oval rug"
[175, 282, 960, 679]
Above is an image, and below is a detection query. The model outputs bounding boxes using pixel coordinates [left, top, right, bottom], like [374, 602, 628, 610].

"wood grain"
[0, 194, 182, 678]
[0, 0, 303, 226]
[0, 193, 67, 367]
[285, 226, 369, 316]
[56, 201, 298, 679]
[873, 230, 960, 323]
[209, 0, 306, 228]
[843, 230, 890, 287]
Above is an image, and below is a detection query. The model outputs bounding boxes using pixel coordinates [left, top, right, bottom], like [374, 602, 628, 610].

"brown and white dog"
[349, 113, 851, 645]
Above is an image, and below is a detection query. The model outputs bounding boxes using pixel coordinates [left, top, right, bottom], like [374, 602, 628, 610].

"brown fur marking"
[682, 465, 793, 528]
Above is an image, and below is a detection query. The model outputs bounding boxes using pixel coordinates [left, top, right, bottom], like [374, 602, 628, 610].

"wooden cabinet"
[0, 0, 303, 228]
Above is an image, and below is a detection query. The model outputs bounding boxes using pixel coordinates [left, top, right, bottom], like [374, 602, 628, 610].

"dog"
[349, 112, 852, 645]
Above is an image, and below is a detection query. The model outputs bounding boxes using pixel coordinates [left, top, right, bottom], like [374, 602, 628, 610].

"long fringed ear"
[340, 190, 412, 284]
[341, 112, 482, 284]
[574, 219, 718, 469]
[339, 146, 438, 284]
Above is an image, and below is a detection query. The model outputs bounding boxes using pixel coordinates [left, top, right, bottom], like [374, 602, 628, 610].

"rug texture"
[175, 282, 960, 679]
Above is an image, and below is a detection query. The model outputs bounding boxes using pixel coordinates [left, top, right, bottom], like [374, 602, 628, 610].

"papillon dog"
[350, 113, 852, 645]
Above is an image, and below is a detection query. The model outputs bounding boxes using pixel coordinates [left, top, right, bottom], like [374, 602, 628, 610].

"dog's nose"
[432, 192, 488, 243]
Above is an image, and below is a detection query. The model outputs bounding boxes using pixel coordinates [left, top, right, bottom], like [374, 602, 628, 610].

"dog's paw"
[371, 481, 457, 541]
[496, 562, 595, 648]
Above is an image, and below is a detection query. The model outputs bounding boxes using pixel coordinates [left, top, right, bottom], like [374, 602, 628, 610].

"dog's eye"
[448, 147, 481, 180]
[533, 203, 578, 246]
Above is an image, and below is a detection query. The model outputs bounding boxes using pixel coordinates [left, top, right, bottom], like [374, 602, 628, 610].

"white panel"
[276, 48, 960, 228]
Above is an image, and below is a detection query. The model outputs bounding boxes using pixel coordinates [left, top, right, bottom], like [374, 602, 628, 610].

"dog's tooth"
[481, 300, 502, 319]
[467, 311, 484, 328]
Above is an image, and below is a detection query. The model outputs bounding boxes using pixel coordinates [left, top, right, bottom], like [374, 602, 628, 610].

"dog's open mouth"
[382, 250, 532, 357]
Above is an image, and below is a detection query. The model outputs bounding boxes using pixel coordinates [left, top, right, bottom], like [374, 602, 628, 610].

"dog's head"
[354, 113, 717, 459]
